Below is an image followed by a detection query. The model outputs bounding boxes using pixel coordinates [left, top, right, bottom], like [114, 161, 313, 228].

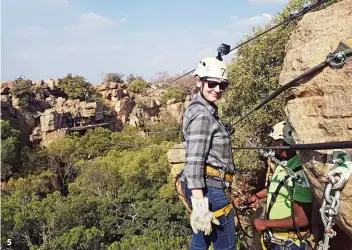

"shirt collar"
[194, 95, 218, 115]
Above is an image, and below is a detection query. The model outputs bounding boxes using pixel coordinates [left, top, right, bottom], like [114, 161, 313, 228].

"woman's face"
[201, 79, 229, 103]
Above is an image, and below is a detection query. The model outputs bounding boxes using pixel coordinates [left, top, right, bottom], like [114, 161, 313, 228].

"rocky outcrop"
[280, 0, 352, 242]
[1, 76, 191, 146]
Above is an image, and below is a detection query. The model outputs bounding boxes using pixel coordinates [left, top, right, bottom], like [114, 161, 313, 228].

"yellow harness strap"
[213, 203, 233, 217]
[205, 165, 233, 183]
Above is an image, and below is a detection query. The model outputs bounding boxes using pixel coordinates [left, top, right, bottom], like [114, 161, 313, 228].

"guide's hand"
[247, 194, 260, 208]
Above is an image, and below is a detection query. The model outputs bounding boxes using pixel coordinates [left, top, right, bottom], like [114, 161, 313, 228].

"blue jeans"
[182, 182, 236, 250]
[273, 241, 306, 250]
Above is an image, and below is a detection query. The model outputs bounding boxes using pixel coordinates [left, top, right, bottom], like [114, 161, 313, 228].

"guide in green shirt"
[246, 121, 313, 250]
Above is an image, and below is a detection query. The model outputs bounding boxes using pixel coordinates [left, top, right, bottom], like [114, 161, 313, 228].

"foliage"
[144, 123, 183, 144]
[126, 73, 137, 83]
[1, 127, 190, 249]
[220, 0, 336, 192]
[127, 78, 148, 93]
[20, 147, 51, 176]
[11, 77, 33, 107]
[59, 74, 102, 101]
[1, 120, 21, 180]
[103, 73, 124, 83]
[161, 88, 185, 105]
[107, 230, 190, 250]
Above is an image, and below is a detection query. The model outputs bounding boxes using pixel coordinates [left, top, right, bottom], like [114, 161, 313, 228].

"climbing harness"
[318, 150, 352, 250]
[260, 157, 312, 250]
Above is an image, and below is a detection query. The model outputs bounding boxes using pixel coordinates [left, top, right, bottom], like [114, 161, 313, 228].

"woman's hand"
[190, 196, 220, 235]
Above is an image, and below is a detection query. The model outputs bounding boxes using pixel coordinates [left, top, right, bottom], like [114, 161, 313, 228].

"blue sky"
[1, 0, 289, 83]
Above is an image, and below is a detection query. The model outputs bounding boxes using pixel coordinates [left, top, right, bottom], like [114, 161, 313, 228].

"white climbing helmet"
[194, 57, 229, 81]
[269, 121, 294, 145]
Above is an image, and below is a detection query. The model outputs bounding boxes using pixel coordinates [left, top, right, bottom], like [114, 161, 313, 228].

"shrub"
[128, 78, 148, 93]
[1, 120, 21, 180]
[103, 73, 124, 83]
[59, 73, 102, 101]
[11, 77, 33, 107]
[161, 88, 185, 105]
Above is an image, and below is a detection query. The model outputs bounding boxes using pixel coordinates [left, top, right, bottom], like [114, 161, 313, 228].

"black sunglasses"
[206, 80, 230, 90]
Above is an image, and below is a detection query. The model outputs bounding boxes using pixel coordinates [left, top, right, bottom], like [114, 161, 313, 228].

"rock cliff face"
[280, 0, 352, 242]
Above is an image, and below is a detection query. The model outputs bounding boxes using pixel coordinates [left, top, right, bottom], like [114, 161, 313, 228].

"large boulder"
[280, 0, 352, 242]
[166, 143, 185, 176]
[40, 110, 62, 132]
[79, 101, 104, 121]
[166, 102, 185, 124]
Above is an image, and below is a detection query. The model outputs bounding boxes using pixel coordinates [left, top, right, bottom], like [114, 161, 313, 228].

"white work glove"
[190, 196, 220, 235]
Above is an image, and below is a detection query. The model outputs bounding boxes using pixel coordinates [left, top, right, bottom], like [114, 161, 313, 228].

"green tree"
[20, 147, 51, 176]
[128, 78, 148, 93]
[1, 120, 21, 180]
[59, 74, 101, 101]
[11, 77, 33, 107]
[126, 73, 137, 83]
[103, 73, 124, 83]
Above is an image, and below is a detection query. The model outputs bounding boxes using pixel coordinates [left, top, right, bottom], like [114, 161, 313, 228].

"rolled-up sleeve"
[184, 111, 213, 189]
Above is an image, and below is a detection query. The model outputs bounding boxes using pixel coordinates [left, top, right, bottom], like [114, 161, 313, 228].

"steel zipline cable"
[112, 141, 352, 151]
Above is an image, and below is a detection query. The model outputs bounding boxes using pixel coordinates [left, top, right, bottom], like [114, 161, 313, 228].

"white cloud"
[230, 13, 273, 29]
[248, 0, 288, 3]
[64, 12, 126, 32]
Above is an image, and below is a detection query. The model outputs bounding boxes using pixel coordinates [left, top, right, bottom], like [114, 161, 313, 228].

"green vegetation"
[59, 74, 102, 101]
[161, 88, 185, 105]
[103, 73, 124, 83]
[1, 120, 21, 180]
[11, 77, 33, 107]
[220, 0, 334, 189]
[1, 126, 190, 249]
[1, 1, 338, 249]
[128, 78, 148, 93]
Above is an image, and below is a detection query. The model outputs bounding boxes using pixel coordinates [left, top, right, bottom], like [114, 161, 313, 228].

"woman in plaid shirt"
[180, 57, 236, 250]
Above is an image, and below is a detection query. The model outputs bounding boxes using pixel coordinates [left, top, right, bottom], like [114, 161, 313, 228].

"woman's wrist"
[191, 188, 204, 199]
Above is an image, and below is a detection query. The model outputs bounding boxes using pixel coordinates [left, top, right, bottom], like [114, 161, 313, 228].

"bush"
[128, 78, 148, 93]
[1, 120, 21, 180]
[59, 73, 102, 101]
[126, 73, 137, 83]
[103, 73, 124, 83]
[161, 88, 185, 105]
[11, 77, 33, 107]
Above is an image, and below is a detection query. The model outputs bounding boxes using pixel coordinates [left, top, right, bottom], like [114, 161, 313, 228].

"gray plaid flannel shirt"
[181, 95, 235, 189]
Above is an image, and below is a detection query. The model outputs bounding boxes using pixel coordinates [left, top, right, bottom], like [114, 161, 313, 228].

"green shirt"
[266, 156, 313, 231]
